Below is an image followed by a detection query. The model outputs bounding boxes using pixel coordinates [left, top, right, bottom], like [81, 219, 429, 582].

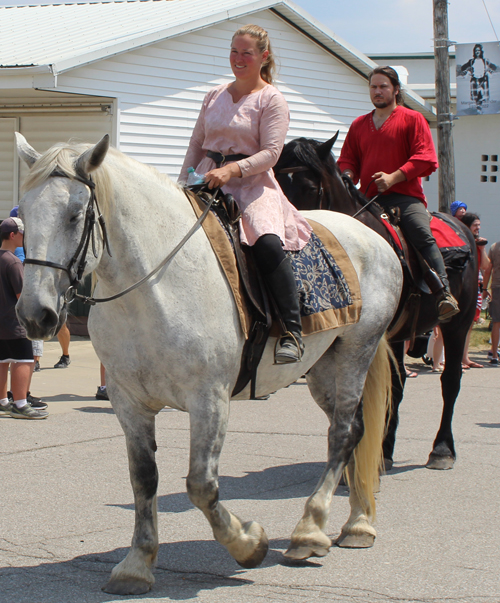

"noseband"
[24, 170, 112, 303]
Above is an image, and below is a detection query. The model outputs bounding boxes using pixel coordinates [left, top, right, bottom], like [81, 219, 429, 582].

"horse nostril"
[39, 308, 59, 330]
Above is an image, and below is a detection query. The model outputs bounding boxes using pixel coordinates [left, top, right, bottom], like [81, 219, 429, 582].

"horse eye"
[69, 212, 83, 224]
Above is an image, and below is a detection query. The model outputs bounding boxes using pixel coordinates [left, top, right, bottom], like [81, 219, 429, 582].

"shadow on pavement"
[39, 394, 97, 403]
[476, 422, 500, 428]
[108, 462, 350, 514]
[0, 539, 257, 603]
[385, 463, 426, 475]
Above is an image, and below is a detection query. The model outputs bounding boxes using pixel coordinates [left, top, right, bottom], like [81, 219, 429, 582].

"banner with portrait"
[455, 41, 500, 116]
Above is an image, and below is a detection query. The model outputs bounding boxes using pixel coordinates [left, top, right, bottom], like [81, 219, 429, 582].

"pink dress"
[179, 84, 312, 251]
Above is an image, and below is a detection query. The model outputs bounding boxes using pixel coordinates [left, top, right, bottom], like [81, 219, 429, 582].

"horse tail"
[350, 333, 393, 522]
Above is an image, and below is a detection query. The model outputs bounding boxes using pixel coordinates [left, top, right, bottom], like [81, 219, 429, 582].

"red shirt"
[338, 105, 438, 204]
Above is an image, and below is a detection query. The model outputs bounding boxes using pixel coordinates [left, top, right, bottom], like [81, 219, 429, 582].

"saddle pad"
[187, 192, 361, 337]
[430, 212, 471, 271]
[430, 213, 468, 249]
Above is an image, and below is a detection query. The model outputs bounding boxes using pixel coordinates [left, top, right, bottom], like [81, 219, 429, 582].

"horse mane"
[278, 137, 339, 180]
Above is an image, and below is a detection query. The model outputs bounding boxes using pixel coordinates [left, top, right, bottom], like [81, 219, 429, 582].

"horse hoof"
[426, 455, 454, 470]
[234, 521, 269, 569]
[336, 531, 375, 548]
[102, 578, 152, 595]
[284, 543, 330, 560]
[383, 458, 393, 472]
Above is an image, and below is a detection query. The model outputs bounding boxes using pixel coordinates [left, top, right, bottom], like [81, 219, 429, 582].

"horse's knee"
[186, 475, 218, 510]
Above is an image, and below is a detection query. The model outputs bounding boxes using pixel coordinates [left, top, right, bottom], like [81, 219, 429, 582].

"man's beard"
[372, 99, 390, 108]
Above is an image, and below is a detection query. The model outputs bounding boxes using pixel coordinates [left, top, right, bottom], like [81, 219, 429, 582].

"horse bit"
[23, 171, 216, 306]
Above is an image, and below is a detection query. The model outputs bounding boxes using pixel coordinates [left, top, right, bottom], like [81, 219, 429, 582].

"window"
[480, 154, 499, 183]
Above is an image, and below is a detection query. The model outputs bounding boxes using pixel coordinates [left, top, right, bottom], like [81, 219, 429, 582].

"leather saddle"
[187, 183, 273, 399]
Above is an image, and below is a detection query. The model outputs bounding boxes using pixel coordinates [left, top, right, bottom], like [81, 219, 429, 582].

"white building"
[370, 51, 500, 246]
[0, 0, 435, 216]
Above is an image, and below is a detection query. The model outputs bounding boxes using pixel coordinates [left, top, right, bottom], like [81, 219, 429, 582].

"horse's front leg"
[186, 392, 269, 568]
[103, 395, 159, 595]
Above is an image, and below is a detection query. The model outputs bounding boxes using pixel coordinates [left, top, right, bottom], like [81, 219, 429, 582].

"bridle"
[23, 171, 216, 306]
[24, 170, 112, 304]
[276, 165, 324, 209]
[277, 163, 381, 217]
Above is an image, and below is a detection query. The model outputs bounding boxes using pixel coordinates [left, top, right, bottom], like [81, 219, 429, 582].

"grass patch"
[470, 311, 492, 351]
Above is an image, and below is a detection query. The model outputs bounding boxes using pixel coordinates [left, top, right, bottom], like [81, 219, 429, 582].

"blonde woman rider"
[180, 25, 311, 363]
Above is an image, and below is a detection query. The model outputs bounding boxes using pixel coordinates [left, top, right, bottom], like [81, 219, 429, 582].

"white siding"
[0, 118, 19, 218]
[18, 112, 114, 186]
[53, 10, 374, 178]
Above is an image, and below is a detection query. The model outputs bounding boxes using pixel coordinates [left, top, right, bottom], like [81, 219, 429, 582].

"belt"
[207, 150, 249, 168]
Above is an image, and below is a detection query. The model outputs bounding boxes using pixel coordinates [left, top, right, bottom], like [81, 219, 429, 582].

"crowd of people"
[1, 24, 497, 417]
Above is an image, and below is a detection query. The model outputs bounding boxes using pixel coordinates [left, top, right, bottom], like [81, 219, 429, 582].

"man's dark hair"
[0, 221, 10, 242]
[368, 66, 405, 105]
[461, 212, 480, 228]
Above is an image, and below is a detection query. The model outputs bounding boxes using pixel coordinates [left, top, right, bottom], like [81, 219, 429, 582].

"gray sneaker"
[9, 404, 48, 420]
[0, 402, 13, 416]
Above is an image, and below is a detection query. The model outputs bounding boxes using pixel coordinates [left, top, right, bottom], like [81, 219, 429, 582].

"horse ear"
[75, 134, 110, 176]
[316, 131, 339, 161]
[15, 132, 41, 168]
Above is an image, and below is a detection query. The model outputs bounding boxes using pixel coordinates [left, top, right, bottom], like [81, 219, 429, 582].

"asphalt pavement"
[0, 339, 499, 603]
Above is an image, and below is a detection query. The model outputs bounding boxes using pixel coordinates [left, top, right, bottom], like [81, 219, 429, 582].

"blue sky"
[1, 0, 499, 54]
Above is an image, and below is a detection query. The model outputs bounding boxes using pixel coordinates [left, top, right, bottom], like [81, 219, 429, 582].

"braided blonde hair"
[232, 24, 277, 85]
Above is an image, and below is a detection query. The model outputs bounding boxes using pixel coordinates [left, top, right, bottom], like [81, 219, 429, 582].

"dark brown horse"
[275, 134, 479, 470]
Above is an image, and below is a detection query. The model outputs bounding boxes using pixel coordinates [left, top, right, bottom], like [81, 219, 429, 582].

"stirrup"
[274, 331, 304, 364]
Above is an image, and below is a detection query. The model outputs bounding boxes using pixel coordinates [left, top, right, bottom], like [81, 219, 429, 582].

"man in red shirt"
[338, 66, 459, 320]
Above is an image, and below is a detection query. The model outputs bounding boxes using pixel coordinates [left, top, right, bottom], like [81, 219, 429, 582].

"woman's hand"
[205, 163, 242, 189]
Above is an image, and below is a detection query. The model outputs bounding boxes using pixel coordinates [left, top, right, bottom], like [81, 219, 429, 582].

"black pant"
[251, 234, 286, 275]
[380, 193, 449, 288]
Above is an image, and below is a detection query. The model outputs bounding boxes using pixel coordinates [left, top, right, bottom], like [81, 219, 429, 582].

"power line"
[481, 0, 499, 42]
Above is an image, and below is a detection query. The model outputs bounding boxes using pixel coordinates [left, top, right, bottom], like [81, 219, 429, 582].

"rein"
[24, 171, 216, 306]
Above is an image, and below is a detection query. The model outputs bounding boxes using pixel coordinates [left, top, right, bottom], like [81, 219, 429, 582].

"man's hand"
[205, 163, 242, 189]
[372, 169, 406, 193]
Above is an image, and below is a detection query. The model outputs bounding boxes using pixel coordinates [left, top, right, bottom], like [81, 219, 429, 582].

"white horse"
[15, 133, 402, 595]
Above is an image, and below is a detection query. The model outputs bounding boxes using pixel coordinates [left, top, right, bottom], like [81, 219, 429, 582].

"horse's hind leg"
[382, 341, 406, 470]
[285, 338, 382, 560]
[103, 398, 158, 595]
[186, 392, 269, 568]
[335, 456, 377, 547]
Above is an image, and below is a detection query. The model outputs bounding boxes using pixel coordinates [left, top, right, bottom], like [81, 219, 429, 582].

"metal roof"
[0, 0, 435, 118]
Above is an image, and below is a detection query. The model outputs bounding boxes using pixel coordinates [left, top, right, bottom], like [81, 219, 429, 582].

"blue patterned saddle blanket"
[286, 221, 361, 335]
[288, 232, 352, 316]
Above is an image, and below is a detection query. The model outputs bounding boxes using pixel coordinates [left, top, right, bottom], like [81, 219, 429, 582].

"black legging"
[252, 234, 286, 275]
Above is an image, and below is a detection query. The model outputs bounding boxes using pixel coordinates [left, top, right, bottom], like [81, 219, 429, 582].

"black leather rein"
[24, 171, 215, 306]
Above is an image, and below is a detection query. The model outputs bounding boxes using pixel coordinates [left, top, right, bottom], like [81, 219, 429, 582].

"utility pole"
[433, 0, 455, 213]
